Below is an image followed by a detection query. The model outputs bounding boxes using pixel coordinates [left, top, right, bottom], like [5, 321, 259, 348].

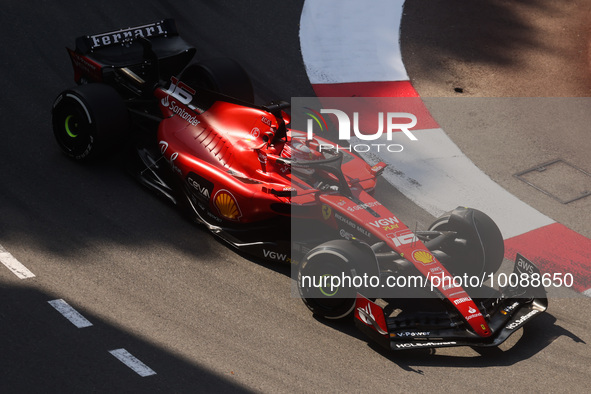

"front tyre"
[297, 240, 379, 320]
[298, 249, 356, 319]
[428, 207, 504, 277]
[52, 83, 128, 161]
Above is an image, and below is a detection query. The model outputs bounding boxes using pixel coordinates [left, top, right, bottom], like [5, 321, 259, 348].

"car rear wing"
[75, 19, 178, 54]
[67, 19, 195, 87]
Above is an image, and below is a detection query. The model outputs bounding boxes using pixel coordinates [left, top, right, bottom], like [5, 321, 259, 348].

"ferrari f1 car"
[52, 19, 547, 351]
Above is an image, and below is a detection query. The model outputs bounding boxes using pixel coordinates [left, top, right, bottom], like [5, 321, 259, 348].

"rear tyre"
[428, 207, 504, 277]
[179, 58, 254, 103]
[52, 83, 129, 161]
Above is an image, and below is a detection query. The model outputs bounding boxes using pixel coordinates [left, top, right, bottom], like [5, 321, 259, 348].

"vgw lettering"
[369, 216, 400, 228]
[307, 110, 418, 141]
[263, 249, 289, 262]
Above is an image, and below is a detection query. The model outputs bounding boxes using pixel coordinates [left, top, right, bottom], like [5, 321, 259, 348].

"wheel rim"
[54, 100, 93, 157]
[318, 274, 339, 297]
[64, 115, 78, 138]
[300, 252, 356, 317]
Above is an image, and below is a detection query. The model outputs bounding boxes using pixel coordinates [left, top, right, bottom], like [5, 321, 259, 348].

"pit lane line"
[299, 0, 591, 295]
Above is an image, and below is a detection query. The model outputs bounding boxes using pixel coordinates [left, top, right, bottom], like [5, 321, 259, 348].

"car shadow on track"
[0, 282, 252, 392]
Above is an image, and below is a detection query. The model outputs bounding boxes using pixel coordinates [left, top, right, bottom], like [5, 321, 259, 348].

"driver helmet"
[283, 137, 324, 176]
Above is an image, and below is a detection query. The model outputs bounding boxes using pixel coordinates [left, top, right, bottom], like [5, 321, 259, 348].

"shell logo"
[214, 190, 242, 221]
[412, 250, 435, 265]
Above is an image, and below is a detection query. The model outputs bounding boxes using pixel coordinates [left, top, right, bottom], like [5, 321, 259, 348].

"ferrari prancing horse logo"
[322, 205, 332, 220]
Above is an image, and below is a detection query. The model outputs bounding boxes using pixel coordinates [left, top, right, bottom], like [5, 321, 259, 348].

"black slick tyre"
[179, 58, 254, 103]
[52, 83, 128, 162]
[428, 207, 504, 277]
[298, 240, 379, 320]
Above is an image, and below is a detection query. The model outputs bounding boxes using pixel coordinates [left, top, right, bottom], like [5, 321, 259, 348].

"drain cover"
[515, 159, 591, 204]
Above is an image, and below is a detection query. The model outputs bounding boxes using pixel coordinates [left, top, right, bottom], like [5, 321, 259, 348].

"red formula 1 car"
[52, 20, 547, 351]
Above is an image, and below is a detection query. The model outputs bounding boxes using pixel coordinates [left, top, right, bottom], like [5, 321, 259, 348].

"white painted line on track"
[0, 244, 35, 279]
[48, 299, 93, 328]
[583, 288, 591, 298]
[300, 0, 408, 84]
[109, 349, 156, 377]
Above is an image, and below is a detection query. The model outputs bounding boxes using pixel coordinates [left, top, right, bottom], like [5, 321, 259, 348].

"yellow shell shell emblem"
[214, 190, 242, 221]
[412, 250, 434, 265]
